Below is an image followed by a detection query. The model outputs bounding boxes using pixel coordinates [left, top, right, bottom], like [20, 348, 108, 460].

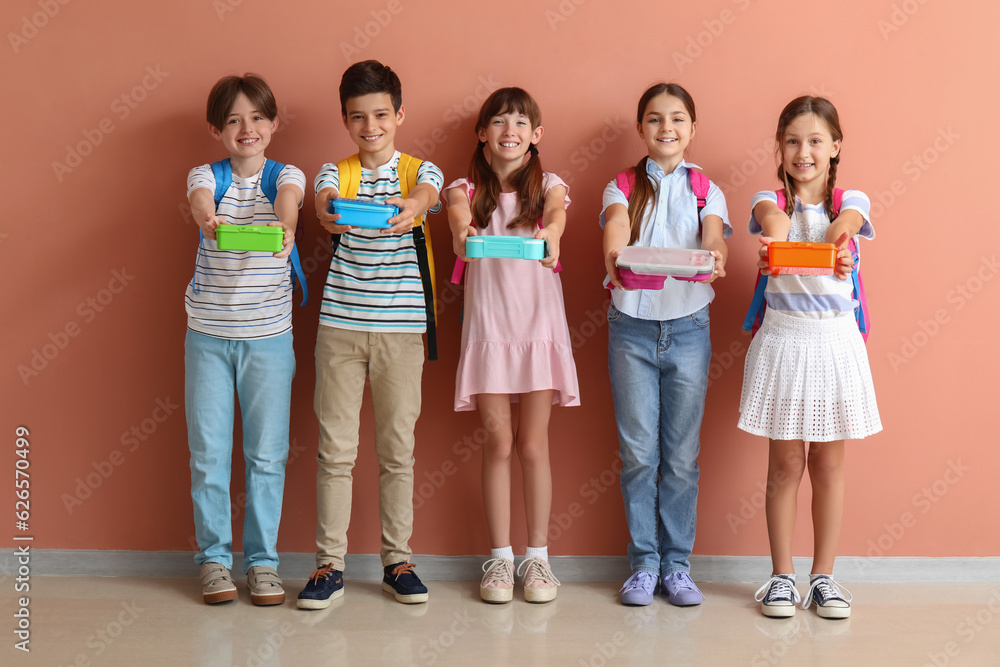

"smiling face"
[211, 92, 277, 163]
[477, 111, 543, 166]
[637, 93, 695, 173]
[781, 113, 840, 197]
[343, 92, 404, 166]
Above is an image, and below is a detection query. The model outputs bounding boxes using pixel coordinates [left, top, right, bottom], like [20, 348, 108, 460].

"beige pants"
[313, 326, 424, 569]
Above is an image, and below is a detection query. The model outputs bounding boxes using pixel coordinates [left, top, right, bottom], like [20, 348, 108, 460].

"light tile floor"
[6, 578, 1000, 666]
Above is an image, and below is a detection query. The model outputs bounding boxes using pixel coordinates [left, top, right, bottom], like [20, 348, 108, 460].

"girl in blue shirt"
[600, 83, 731, 607]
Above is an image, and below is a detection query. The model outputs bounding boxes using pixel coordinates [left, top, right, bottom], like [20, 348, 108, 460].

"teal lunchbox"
[215, 224, 283, 253]
[330, 198, 398, 229]
[465, 236, 546, 260]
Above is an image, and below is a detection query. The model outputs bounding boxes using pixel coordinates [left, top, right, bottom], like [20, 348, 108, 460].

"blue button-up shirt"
[600, 160, 732, 321]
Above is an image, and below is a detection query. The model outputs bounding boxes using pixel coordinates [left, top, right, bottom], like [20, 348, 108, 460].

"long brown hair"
[468, 87, 545, 229]
[774, 96, 843, 220]
[625, 83, 697, 245]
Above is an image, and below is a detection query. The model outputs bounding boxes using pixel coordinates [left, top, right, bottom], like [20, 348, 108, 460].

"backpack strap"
[615, 166, 709, 221]
[259, 159, 307, 306]
[397, 153, 437, 361]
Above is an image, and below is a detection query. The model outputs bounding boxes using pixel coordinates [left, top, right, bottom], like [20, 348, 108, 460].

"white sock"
[491, 546, 514, 563]
[524, 546, 548, 562]
[810, 573, 831, 582]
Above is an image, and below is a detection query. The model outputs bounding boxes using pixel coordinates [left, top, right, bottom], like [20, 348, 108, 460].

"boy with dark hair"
[297, 60, 442, 609]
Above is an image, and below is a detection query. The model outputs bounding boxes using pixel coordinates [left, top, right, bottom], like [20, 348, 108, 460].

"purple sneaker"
[662, 571, 703, 606]
[620, 571, 658, 606]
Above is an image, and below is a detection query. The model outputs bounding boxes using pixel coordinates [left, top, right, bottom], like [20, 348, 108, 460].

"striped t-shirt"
[184, 162, 306, 339]
[314, 151, 443, 333]
[749, 189, 874, 320]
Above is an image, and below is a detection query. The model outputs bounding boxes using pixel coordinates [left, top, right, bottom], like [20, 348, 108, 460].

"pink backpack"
[614, 166, 711, 221]
[450, 183, 562, 283]
[741, 188, 871, 341]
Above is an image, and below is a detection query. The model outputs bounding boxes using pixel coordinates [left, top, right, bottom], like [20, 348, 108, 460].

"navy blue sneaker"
[382, 562, 429, 604]
[296, 564, 344, 610]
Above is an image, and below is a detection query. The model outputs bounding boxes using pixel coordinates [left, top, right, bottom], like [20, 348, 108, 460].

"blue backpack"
[191, 158, 308, 305]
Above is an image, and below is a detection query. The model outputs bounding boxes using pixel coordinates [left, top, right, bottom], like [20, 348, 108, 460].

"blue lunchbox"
[465, 236, 547, 260]
[329, 198, 398, 229]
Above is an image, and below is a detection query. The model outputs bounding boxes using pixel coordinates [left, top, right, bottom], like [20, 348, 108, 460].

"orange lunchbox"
[767, 242, 837, 275]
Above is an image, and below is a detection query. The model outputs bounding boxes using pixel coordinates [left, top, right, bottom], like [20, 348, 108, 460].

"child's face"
[781, 113, 840, 190]
[210, 92, 277, 162]
[342, 93, 404, 158]
[637, 94, 695, 170]
[477, 110, 542, 165]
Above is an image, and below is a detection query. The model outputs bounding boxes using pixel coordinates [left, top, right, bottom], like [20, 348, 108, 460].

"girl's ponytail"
[507, 144, 545, 229]
[627, 156, 654, 246]
[470, 140, 501, 229]
[825, 155, 840, 220]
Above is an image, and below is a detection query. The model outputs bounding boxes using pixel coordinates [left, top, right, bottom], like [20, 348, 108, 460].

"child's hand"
[832, 232, 853, 281]
[384, 196, 418, 234]
[198, 211, 225, 241]
[699, 250, 727, 283]
[316, 188, 353, 235]
[454, 224, 478, 261]
[535, 227, 560, 270]
[269, 221, 295, 259]
[606, 248, 629, 290]
[757, 236, 775, 276]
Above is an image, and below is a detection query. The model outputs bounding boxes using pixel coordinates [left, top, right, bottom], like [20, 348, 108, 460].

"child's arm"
[270, 183, 303, 259]
[385, 182, 440, 235]
[825, 210, 864, 281]
[602, 203, 630, 290]
[699, 214, 728, 283]
[446, 186, 478, 261]
[535, 184, 567, 270]
[189, 188, 224, 240]
[752, 200, 792, 276]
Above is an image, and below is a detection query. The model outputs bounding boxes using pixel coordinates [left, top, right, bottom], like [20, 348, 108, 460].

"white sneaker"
[755, 574, 800, 618]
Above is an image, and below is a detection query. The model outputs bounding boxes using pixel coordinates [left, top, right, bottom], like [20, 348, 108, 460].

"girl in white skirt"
[738, 96, 882, 620]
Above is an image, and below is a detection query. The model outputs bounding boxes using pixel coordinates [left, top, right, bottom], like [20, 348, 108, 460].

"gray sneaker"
[200, 562, 237, 604]
[247, 566, 285, 606]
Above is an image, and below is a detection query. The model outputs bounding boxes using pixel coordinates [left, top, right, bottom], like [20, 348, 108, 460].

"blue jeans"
[185, 329, 295, 572]
[608, 304, 711, 576]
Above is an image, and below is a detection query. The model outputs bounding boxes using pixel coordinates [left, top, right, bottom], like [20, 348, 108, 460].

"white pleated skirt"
[738, 309, 882, 441]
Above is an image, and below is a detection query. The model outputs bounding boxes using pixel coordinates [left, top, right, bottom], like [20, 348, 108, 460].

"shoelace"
[755, 576, 802, 605]
[390, 562, 417, 580]
[619, 571, 656, 594]
[516, 558, 561, 586]
[481, 558, 514, 586]
[803, 576, 852, 610]
[308, 563, 338, 585]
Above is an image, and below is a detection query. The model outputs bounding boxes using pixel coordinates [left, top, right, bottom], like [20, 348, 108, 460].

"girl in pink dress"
[445, 87, 580, 604]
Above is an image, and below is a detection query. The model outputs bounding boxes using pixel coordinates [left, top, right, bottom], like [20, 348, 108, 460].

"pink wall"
[5, 0, 998, 560]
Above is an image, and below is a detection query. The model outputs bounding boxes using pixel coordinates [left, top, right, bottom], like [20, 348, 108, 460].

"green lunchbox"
[214, 224, 284, 253]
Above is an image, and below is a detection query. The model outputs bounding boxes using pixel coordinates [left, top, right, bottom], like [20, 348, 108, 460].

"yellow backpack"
[334, 153, 438, 360]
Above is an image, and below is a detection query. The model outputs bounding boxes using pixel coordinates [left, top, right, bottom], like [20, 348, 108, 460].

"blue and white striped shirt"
[749, 189, 875, 320]
[314, 151, 443, 333]
[184, 162, 306, 340]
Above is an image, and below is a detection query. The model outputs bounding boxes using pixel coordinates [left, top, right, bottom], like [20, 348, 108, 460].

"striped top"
[749, 189, 874, 320]
[184, 162, 306, 340]
[314, 151, 443, 333]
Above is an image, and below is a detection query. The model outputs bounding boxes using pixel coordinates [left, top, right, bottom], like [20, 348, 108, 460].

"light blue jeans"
[608, 304, 711, 576]
[185, 329, 295, 572]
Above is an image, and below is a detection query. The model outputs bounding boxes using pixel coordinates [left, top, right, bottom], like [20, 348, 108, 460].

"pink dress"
[445, 174, 581, 412]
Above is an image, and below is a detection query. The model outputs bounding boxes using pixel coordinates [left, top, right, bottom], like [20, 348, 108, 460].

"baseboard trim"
[2, 550, 997, 583]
